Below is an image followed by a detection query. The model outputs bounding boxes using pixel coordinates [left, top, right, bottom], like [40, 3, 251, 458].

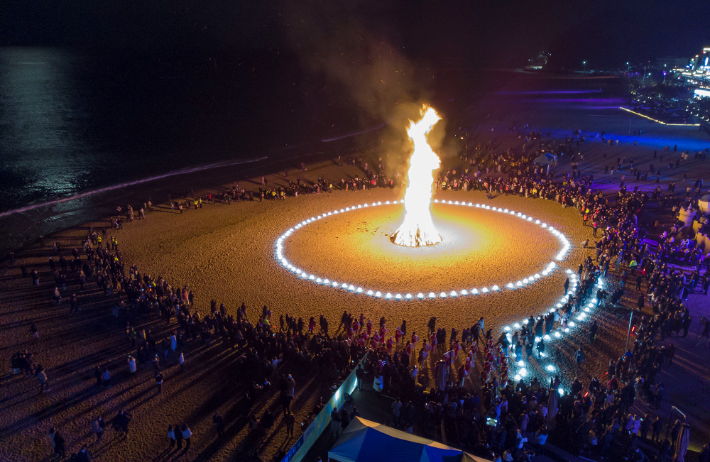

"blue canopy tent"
[532, 152, 558, 165]
[328, 417, 492, 462]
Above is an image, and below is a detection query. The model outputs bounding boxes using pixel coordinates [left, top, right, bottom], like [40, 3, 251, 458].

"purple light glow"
[495, 89, 605, 95]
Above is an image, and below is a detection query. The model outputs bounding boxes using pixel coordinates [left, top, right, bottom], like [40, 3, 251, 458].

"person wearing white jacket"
[181, 424, 192, 450]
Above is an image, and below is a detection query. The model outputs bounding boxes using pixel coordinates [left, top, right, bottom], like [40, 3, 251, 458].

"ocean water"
[0, 47, 309, 212]
[0, 47, 380, 252]
[0, 48, 637, 253]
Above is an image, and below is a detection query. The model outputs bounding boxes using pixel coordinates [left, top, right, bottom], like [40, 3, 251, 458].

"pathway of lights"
[503, 268, 607, 395]
[274, 199, 571, 300]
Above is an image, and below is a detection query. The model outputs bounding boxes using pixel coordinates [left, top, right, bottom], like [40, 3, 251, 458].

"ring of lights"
[502, 269, 607, 392]
[274, 199, 572, 301]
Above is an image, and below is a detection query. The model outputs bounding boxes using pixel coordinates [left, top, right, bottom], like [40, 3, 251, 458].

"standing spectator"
[102, 368, 111, 388]
[91, 416, 105, 442]
[575, 347, 585, 370]
[75, 445, 91, 462]
[286, 374, 296, 397]
[330, 408, 341, 436]
[340, 408, 350, 432]
[284, 412, 295, 438]
[167, 425, 176, 449]
[391, 397, 403, 428]
[404, 401, 415, 428]
[175, 423, 184, 450]
[355, 365, 365, 391]
[37, 367, 49, 393]
[652, 416, 663, 443]
[281, 390, 293, 416]
[536, 338, 545, 358]
[262, 410, 274, 430]
[639, 414, 651, 440]
[181, 424, 192, 450]
[113, 409, 132, 437]
[51, 428, 66, 459]
[350, 406, 360, 421]
[155, 372, 164, 393]
[427, 317, 437, 336]
[29, 323, 39, 343]
[213, 412, 225, 438]
[589, 321, 598, 343]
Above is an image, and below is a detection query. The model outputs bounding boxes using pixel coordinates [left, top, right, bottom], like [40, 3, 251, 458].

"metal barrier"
[281, 353, 367, 462]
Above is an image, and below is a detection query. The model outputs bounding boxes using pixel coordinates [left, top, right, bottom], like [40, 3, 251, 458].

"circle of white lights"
[503, 269, 607, 393]
[274, 199, 571, 300]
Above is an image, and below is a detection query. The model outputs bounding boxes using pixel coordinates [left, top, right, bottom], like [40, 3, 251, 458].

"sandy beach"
[2, 104, 710, 461]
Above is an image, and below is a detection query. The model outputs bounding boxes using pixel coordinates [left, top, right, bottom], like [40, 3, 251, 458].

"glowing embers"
[275, 200, 572, 300]
[391, 106, 443, 247]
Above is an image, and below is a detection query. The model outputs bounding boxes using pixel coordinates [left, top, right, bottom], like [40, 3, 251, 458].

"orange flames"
[391, 106, 442, 247]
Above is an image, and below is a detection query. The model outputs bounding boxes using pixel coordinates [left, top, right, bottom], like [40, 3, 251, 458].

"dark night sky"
[3, 0, 710, 69]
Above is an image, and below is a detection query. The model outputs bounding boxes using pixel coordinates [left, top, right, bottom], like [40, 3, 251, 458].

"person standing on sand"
[286, 374, 295, 398]
[113, 409, 132, 436]
[574, 347, 585, 371]
[213, 412, 225, 437]
[181, 424, 192, 450]
[167, 425, 176, 449]
[50, 428, 66, 459]
[155, 372, 164, 393]
[92, 416, 105, 442]
[37, 367, 49, 393]
[175, 423, 183, 449]
[284, 411, 295, 438]
[94, 366, 102, 387]
[102, 367, 111, 388]
[29, 323, 39, 343]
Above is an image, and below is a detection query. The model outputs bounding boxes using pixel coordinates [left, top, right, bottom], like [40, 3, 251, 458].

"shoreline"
[3, 110, 710, 460]
[4, 113, 710, 261]
[0, 134, 382, 257]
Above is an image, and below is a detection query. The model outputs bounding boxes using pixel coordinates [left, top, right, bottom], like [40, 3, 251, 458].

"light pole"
[626, 62, 629, 71]
[583, 61, 587, 74]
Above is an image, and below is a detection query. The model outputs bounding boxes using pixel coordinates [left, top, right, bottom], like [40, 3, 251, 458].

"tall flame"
[391, 106, 442, 247]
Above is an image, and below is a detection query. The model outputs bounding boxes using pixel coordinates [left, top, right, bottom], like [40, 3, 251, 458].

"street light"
[583, 61, 587, 74]
[626, 62, 629, 71]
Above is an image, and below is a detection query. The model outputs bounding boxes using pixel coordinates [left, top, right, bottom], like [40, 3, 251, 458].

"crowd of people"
[8, 126, 710, 462]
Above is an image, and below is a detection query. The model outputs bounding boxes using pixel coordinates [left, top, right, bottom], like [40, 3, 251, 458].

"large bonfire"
[391, 106, 443, 247]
